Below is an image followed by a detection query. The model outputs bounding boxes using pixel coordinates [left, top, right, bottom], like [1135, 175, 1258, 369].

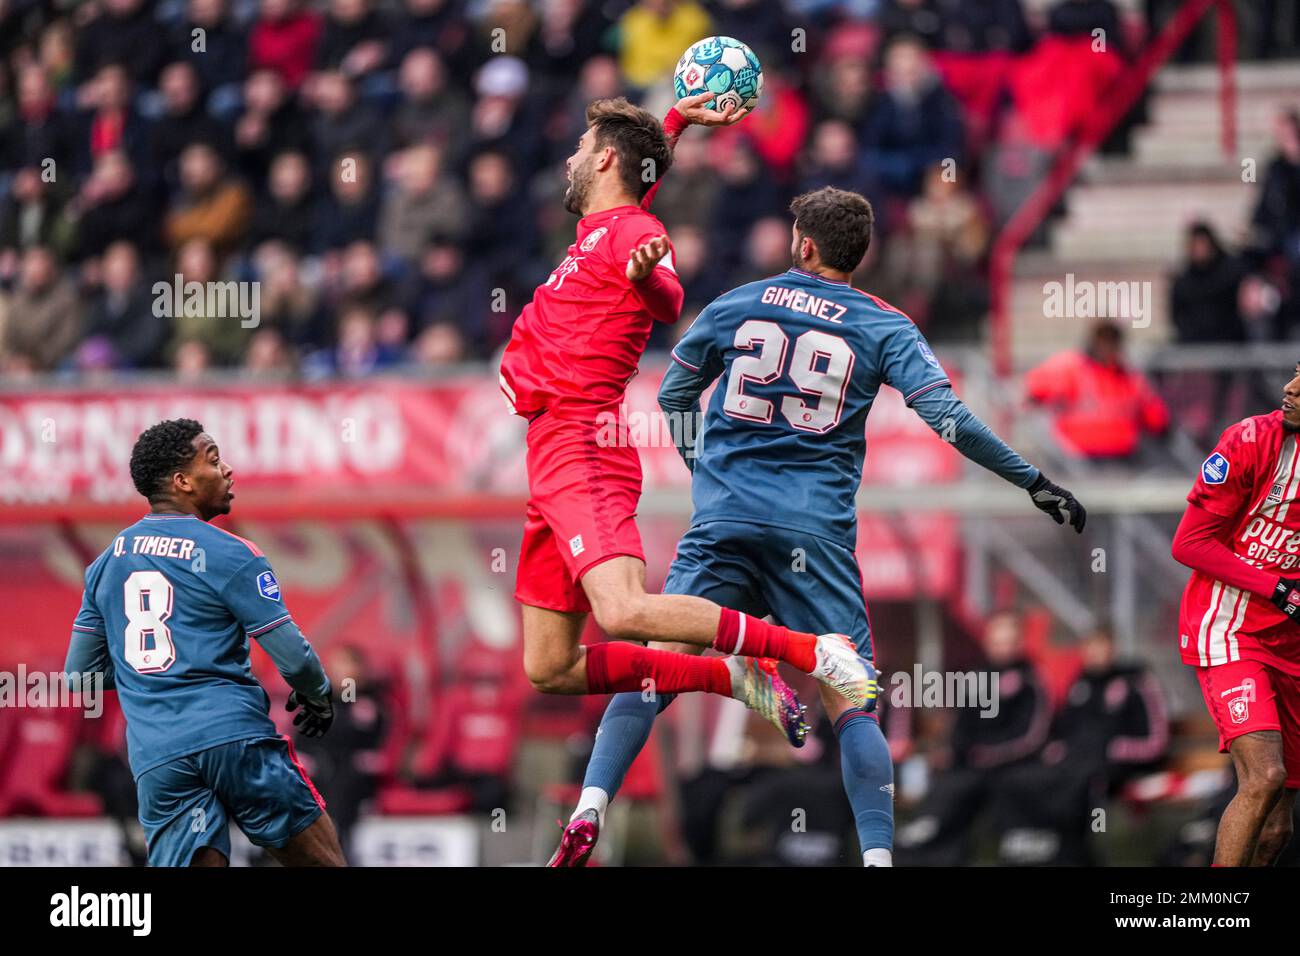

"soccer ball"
[673, 36, 763, 114]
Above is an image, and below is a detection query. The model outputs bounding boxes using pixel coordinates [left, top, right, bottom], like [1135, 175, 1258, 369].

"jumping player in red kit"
[1172, 363, 1300, 865]
[498, 95, 878, 742]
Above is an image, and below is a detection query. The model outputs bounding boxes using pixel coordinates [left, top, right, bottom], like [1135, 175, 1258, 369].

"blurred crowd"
[1169, 110, 1300, 347]
[4, 0, 1293, 380]
[1022, 96, 1300, 467]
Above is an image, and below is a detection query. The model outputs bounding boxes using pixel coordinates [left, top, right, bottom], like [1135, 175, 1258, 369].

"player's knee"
[1242, 761, 1288, 799]
[589, 600, 644, 642]
[584, 573, 651, 642]
[523, 657, 568, 694]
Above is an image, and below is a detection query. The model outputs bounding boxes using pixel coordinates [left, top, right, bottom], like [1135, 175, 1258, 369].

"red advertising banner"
[0, 367, 964, 666]
[0, 367, 962, 519]
[0, 375, 524, 518]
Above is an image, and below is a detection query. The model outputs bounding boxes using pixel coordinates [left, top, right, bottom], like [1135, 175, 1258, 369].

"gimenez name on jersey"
[759, 284, 849, 323]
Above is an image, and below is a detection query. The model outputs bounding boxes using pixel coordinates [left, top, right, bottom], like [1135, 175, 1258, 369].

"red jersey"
[1179, 411, 1300, 675]
[499, 204, 679, 422]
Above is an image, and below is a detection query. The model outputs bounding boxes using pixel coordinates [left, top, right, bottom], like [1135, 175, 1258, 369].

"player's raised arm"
[885, 323, 1086, 532]
[641, 92, 751, 211]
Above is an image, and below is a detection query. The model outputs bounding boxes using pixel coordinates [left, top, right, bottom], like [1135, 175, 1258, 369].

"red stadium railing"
[988, 0, 1239, 378]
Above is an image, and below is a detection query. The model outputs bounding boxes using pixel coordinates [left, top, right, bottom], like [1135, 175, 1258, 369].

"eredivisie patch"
[257, 570, 282, 601]
[1201, 452, 1229, 485]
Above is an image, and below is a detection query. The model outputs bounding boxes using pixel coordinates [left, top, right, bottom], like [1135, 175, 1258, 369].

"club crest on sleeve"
[580, 227, 607, 252]
[1201, 452, 1230, 485]
[917, 341, 941, 370]
[257, 570, 282, 601]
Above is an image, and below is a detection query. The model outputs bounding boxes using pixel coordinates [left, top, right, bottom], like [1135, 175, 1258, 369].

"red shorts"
[514, 412, 645, 613]
[1196, 658, 1300, 787]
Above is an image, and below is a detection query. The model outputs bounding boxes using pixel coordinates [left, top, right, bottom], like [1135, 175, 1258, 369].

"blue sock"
[833, 709, 894, 855]
[581, 692, 675, 800]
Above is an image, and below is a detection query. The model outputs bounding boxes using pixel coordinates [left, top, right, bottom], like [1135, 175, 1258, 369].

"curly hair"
[789, 187, 874, 273]
[129, 419, 205, 501]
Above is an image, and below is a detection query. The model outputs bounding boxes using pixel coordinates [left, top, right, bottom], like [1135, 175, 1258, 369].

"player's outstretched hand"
[673, 92, 752, 128]
[626, 235, 671, 281]
[1028, 473, 1086, 533]
[286, 690, 334, 738]
[1272, 578, 1300, 624]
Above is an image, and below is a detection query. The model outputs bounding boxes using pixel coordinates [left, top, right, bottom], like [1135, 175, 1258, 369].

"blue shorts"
[136, 734, 325, 867]
[664, 520, 874, 660]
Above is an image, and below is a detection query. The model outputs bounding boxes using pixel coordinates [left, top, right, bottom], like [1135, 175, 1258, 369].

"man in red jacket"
[1171, 362, 1300, 865]
[1025, 321, 1169, 460]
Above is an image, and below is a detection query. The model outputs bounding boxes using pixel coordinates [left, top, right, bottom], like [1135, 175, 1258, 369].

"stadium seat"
[376, 645, 527, 816]
[0, 708, 103, 817]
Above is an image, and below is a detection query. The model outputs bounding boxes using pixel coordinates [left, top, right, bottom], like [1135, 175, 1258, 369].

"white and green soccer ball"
[673, 36, 763, 113]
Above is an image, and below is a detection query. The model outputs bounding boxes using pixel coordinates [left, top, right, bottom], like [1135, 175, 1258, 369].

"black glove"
[1272, 578, 1300, 624]
[1028, 473, 1086, 532]
[286, 690, 334, 738]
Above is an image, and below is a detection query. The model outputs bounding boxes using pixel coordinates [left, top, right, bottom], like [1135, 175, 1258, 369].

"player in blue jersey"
[63, 418, 345, 867]
[549, 187, 1086, 866]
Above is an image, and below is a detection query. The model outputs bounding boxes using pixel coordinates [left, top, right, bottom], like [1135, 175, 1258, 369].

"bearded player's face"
[1283, 365, 1300, 431]
[563, 129, 598, 215]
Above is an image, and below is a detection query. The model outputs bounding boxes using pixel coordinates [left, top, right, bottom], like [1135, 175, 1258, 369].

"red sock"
[713, 608, 818, 673]
[585, 642, 731, 696]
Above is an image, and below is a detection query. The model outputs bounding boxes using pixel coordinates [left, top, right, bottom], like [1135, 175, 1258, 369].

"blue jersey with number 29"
[71, 513, 292, 777]
[670, 268, 949, 548]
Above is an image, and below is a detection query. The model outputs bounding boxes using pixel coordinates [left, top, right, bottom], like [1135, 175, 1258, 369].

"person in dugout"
[896, 610, 1051, 865]
[991, 627, 1170, 865]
